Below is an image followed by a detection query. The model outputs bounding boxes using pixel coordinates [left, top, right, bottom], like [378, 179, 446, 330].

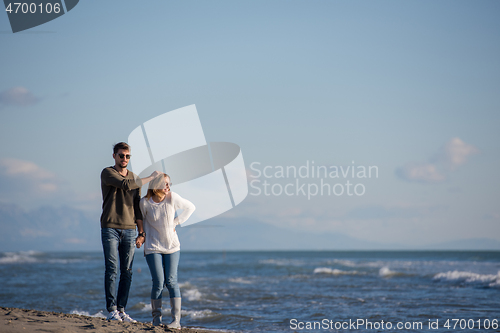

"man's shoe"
[107, 310, 123, 321]
[119, 311, 137, 323]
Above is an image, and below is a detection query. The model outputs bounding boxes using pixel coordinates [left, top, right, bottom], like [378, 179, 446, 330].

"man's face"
[113, 149, 131, 168]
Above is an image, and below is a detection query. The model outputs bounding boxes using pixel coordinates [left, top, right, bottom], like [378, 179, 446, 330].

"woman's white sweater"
[139, 192, 195, 255]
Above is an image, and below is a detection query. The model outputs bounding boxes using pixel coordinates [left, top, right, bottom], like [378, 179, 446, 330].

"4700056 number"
[5, 2, 61, 14]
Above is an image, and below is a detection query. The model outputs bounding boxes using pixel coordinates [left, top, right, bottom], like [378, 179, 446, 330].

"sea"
[0, 251, 499, 332]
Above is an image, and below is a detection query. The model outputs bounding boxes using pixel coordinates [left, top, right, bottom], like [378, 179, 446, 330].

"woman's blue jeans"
[101, 228, 136, 312]
[145, 251, 181, 300]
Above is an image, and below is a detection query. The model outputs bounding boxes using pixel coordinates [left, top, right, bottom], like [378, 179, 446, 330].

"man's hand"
[140, 171, 162, 185]
[150, 170, 162, 178]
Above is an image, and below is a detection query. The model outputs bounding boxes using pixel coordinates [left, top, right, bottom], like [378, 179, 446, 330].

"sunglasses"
[118, 154, 131, 159]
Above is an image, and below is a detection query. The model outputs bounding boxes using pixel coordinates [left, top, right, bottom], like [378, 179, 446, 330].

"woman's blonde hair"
[145, 173, 170, 199]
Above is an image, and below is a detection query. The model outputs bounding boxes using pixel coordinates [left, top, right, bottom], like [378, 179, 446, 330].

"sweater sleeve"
[139, 198, 147, 222]
[134, 188, 143, 221]
[101, 168, 143, 191]
[172, 192, 196, 226]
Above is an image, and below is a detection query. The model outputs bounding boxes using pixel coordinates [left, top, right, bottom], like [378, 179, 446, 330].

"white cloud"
[396, 162, 446, 183]
[0, 158, 56, 182]
[0, 86, 40, 106]
[396, 137, 478, 183]
[0, 158, 102, 213]
[435, 137, 479, 171]
[0, 158, 60, 198]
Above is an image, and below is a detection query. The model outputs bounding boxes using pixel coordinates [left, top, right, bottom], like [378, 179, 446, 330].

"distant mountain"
[423, 238, 500, 250]
[178, 217, 404, 251]
[1, 202, 499, 252]
[178, 217, 500, 251]
[0, 202, 101, 251]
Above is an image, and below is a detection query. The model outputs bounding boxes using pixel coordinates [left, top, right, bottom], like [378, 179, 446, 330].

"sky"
[0, 0, 499, 251]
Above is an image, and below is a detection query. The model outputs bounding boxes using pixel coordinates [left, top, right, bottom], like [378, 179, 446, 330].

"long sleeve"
[134, 187, 143, 221]
[142, 193, 193, 254]
[139, 198, 147, 222]
[172, 193, 196, 226]
[100, 167, 142, 229]
[101, 167, 143, 191]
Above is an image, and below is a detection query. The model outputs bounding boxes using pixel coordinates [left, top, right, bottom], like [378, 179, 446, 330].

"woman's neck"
[152, 192, 170, 203]
[152, 194, 165, 203]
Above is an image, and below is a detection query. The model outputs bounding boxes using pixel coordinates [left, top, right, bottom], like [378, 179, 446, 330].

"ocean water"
[0, 251, 499, 332]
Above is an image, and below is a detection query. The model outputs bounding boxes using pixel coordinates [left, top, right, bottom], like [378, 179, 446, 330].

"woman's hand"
[136, 236, 145, 248]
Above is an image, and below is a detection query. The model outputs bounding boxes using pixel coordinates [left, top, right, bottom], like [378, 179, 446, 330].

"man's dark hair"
[113, 142, 131, 154]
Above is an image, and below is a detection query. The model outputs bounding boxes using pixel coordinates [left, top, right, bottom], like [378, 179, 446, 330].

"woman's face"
[163, 176, 171, 193]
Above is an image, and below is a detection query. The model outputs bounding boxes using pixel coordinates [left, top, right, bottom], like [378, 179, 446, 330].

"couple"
[100, 142, 195, 328]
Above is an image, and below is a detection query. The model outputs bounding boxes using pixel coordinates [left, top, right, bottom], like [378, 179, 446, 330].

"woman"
[136, 173, 195, 328]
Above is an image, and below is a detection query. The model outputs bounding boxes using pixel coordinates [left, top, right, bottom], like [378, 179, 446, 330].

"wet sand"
[0, 307, 227, 333]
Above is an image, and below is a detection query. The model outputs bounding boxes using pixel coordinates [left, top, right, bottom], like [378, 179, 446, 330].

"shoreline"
[0, 307, 230, 333]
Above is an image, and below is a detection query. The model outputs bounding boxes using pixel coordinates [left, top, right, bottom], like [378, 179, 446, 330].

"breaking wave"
[70, 309, 106, 318]
[313, 267, 359, 275]
[433, 270, 500, 287]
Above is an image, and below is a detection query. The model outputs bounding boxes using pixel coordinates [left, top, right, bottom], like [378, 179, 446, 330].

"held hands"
[136, 236, 144, 248]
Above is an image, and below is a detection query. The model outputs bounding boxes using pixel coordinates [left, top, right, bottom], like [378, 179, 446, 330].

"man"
[100, 142, 160, 322]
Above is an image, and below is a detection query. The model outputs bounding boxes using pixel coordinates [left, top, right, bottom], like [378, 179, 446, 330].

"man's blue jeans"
[145, 251, 181, 299]
[101, 228, 136, 312]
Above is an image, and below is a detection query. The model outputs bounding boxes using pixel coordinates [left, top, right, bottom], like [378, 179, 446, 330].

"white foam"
[70, 310, 106, 318]
[313, 267, 358, 275]
[328, 259, 358, 267]
[183, 309, 218, 319]
[0, 251, 40, 264]
[259, 259, 305, 266]
[329, 259, 388, 268]
[184, 327, 229, 333]
[228, 277, 252, 284]
[184, 288, 202, 301]
[379, 266, 398, 277]
[133, 303, 216, 318]
[178, 281, 192, 288]
[0, 252, 86, 265]
[133, 302, 217, 319]
[47, 259, 85, 264]
[135, 302, 151, 312]
[433, 270, 500, 287]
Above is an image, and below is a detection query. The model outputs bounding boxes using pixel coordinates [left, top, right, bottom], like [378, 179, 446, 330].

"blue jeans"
[101, 228, 136, 312]
[145, 251, 181, 299]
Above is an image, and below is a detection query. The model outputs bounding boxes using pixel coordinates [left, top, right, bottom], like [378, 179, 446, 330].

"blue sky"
[0, 1, 499, 250]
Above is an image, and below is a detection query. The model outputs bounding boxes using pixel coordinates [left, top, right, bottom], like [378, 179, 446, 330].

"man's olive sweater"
[100, 166, 143, 229]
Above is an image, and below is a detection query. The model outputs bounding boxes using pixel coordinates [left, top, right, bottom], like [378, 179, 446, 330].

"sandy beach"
[0, 307, 225, 333]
